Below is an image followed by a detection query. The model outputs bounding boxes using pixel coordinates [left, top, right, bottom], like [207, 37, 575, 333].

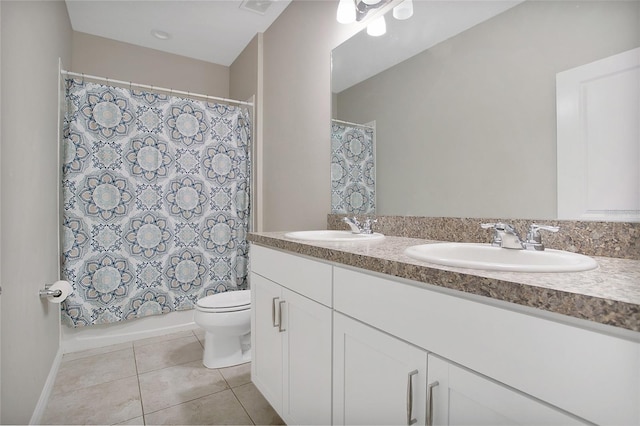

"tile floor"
[41, 329, 284, 425]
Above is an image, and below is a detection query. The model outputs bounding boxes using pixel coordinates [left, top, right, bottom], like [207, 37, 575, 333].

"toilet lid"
[196, 290, 251, 310]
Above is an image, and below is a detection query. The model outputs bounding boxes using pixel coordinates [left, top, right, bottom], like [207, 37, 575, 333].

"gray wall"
[230, 34, 262, 230]
[0, 1, 72, 423]
[336, 1, 640, 219]
[261, 0, 362, 231]
[0, 3, 3, 418]
[230, 34, 260, 102]
[72, 31, 230, 96]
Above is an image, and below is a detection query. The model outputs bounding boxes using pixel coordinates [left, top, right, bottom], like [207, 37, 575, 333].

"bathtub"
[61, 309, 198, 353]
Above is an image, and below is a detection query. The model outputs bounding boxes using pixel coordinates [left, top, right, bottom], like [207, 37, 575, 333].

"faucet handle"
[481, 222, 515, 232]
[529, 224, 560, 234]
[525, 224, 559, 250]
[481, 223, 504, 246]
[360, 217, 377, 234]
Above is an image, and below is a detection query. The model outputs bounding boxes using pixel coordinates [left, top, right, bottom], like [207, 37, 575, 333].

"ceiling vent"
[240, 0, 273, 15]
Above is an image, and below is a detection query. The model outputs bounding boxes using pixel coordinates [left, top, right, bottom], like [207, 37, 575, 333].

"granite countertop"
[248, 232, 640, 333]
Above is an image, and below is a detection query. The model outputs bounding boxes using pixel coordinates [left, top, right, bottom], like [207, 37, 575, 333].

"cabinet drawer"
[334, 266, 640, 425]
[250, 244, 332, 307]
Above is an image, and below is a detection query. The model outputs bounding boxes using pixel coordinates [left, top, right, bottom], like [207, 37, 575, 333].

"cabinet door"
[250, 273, 283, 412]
[427, 354, 587, 425]
[281, 289, 332, 425]
[333, 312, 427, 426]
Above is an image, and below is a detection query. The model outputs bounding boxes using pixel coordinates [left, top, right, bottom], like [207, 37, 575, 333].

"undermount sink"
[404, 242, 598, 272]
[284, 230, 385, 242]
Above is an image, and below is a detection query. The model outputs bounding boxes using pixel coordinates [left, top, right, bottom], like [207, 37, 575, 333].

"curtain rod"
[331, 118, 375, 129]
[61, 70, 254, 107]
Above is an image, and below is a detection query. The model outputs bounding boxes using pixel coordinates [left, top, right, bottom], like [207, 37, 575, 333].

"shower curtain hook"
[81, 73, 85, 83]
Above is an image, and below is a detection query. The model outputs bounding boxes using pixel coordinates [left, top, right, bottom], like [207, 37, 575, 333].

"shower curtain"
[60, 79, 251, 327]
[331, 121, 375, 214]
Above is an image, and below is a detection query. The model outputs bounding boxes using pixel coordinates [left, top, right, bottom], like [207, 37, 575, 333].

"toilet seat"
[196, 290, 251, 313]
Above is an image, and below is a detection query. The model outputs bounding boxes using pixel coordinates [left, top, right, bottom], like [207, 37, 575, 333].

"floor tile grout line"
[141, 386, 234, 418]
[230, 386, 257, 426]
[60, 342, 135, 363]
[59, 345, 136, 368]
[136, 355, 208, 376]
[50, 372, 139, 400]
[132, 343, 147, 426]
[132, 330, 201, 350]
[139, 331, 232, 418]
[44, 373, 142, 425]
[134, 332, 204, 375]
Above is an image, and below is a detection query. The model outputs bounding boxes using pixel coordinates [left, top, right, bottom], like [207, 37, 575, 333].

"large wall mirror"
[331, 0, 639, 219]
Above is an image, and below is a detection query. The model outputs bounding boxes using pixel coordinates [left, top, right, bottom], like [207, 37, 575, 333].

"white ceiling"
[65, 0, 292, 66]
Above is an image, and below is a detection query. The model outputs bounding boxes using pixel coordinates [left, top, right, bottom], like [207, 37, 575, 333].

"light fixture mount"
[354, 0, 395, 22]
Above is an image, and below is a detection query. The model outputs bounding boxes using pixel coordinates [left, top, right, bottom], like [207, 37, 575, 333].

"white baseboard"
[29, 347, 63, 425]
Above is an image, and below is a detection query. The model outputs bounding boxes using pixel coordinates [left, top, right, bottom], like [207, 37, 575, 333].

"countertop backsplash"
[328, 215, 640, 260]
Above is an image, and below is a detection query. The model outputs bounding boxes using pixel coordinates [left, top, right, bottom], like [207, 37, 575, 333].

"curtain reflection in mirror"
[331, 119, 376, 214]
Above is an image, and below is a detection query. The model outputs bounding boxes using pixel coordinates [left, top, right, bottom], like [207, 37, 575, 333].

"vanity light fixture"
[336, 0, 394, 25]
[337, 0, 412, 34]
[337, 0, 357, 24]
[393, 0, 413, 20]
[367, 15, 387, 36]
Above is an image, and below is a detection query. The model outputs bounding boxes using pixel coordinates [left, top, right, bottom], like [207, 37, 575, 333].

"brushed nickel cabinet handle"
[407, 369, 418, 425]
[272, 297, 279, 327]
[427, 380, 439, 426]
[278, 300, 286, 332]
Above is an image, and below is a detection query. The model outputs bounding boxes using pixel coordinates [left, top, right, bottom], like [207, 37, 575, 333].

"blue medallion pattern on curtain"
[330, 121, 375, 214]
[61, 79, 251, 327]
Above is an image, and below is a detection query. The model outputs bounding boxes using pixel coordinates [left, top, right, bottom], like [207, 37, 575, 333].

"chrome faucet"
[343, 216, 377, 234]
[481, 223, 524, 249]
[481, 223, 559, 251]
[343, 216, 361, 233]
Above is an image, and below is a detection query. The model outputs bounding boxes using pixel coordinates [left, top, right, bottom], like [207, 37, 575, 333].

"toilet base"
[202, 331, 252, 369]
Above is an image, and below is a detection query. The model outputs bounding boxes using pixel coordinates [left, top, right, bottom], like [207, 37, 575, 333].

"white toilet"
[193, 290, 251, 369]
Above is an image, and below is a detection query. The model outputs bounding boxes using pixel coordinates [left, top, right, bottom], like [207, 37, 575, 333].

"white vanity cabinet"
[250, 245, 332, 425]
[333, 266, 639, 426]
[333, 312, 428, 425]
[427, 354, 584, 425]
[332, 310, 582, 426]
[250, 244, 640, 425]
